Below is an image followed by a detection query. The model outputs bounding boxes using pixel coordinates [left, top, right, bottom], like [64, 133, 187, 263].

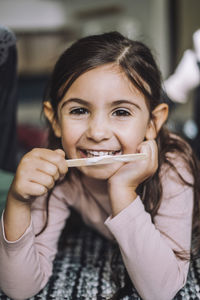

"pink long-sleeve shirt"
[0, 157, 194, 300]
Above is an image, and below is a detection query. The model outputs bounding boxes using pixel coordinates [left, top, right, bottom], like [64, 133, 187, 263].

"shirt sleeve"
[105, 165, 193, 300]
[0, 190, 70, 300]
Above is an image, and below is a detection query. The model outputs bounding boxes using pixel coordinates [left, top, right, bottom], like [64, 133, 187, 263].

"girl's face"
[54, 64, 154, 179]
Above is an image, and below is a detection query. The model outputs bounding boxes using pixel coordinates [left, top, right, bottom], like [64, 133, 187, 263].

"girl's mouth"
[80, 149, 122, 158]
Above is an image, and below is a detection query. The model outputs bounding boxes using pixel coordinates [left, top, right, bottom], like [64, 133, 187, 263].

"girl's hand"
[108, 140, 158, 216]
[8, 148, 68, 204]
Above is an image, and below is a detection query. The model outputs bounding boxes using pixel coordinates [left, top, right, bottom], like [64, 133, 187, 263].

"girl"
[0, 31, 200, 300]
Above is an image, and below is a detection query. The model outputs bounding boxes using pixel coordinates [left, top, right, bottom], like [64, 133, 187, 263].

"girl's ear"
[145, 103, 168, 140]
[43, 101, 61, 138]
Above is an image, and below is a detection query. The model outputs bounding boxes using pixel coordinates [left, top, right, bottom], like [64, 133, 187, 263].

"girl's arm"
[106, 141, 193, 300]
[0, 191, 71, 300]
[105, 189, 192, 300]
[3, 148, 67, 241]
[0, 148, 69, 299]
[108, 140, 158, 217]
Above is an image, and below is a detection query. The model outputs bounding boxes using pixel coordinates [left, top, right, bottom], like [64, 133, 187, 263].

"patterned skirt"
[0, 212, 200, 300]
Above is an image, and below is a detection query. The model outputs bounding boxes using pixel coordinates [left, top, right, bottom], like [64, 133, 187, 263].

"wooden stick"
[66, 153, 147, 167]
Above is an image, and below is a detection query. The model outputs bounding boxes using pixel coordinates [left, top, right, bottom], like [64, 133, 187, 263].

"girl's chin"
[77, 164, 121, 180]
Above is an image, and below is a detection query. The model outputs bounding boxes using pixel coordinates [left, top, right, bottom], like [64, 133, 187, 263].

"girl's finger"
[147, 140, 158, 170]
[29, 170, 56, 190]
[35, 160, 60, 181]
[28, 182, 48, 196]
[30, 148, 68, 176]
[14, 181, 48, 200]
[54, 149, 65, 157]
[136, 140, 158, 174]
[53, 149, 68, 175]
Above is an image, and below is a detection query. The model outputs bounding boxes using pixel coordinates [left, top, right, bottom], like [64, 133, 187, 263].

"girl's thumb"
[54, 149, 66, 157]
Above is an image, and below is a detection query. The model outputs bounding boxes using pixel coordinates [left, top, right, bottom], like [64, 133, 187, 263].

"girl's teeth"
[86, 150, 116, 156]
[99, 151, 108, 156]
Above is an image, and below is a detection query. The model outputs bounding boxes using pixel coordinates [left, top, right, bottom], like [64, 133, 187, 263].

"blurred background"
[0, 0, 200, 162]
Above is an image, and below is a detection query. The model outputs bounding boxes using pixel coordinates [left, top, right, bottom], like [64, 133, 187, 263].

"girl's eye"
[70, 107, 89, 115]
[112, 109, 131, 117]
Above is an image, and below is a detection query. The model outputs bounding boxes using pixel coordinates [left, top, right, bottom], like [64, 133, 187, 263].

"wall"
[0, 0, 170, 77]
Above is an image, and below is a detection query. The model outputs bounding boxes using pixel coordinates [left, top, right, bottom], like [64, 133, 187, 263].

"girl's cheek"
[61, 121, 80, 140]
[61, 124, 84, 151]
[117, 129, 145, 153]
[61, 132, 77, 148]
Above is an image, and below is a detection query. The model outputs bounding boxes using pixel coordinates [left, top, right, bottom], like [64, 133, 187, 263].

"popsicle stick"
[66, 153, 147, 167]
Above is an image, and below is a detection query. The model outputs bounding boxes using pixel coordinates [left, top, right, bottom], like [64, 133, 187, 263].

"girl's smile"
[51, 64, 153, 179]
[78, 148, 122, 157]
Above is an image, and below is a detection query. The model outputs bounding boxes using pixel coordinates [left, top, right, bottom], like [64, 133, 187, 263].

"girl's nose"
[86, 115, 111, 142]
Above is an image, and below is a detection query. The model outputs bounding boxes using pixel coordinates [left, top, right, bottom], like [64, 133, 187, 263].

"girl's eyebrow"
[60, 98, 91, 110]
[60, 98, 141, 110]
[111, 100, 141, 110]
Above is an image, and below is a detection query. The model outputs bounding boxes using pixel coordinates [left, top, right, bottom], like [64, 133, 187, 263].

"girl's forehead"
[58, 64, 150, 114]
[63, 64, 143, 98]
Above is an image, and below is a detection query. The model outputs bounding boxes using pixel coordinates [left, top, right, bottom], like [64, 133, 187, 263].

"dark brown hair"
[41, 31, 200, 298]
